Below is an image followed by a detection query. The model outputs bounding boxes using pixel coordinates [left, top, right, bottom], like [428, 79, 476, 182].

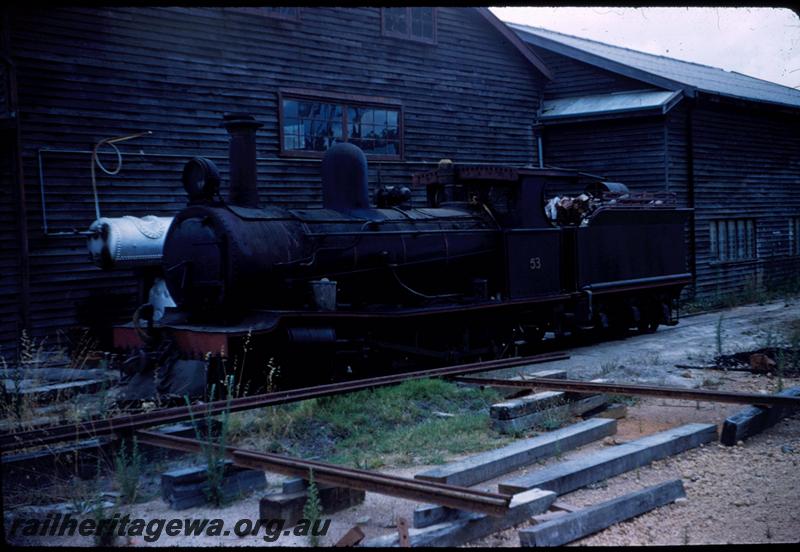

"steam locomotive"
[98, 113, 691, 397]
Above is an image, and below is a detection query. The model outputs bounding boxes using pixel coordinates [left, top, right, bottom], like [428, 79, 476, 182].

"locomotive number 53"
[529, 256, 542, 270]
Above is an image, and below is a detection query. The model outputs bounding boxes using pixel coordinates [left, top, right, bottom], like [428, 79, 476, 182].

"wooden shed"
[511, 24, 800, 301]
[0, 7, 551, 353]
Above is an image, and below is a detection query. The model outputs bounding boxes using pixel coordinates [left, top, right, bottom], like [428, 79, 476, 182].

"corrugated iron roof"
[540, 90, 683, 121]
[510, 23, 800, 110]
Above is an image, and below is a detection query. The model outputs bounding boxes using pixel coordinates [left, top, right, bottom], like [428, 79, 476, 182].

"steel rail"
[135, 430, 511, 516]
[451, 376, 800, 408]
[0, 352, 567, 452]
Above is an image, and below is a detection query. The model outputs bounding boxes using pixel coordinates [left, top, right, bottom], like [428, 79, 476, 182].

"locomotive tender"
[113, 113, 691, 394]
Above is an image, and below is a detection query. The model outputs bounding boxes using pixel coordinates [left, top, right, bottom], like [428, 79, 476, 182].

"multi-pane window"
[348, 106, 399, 154]
[382, 8, 436, 44]
[709, 219, 756, 262]
[282, 98, 343, 152]
[280, 92, 402, 158]
[791, 217, 800, 256]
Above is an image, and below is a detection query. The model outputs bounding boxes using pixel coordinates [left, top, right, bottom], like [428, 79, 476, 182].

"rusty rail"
[451, 376, 800, 408]
[1, 352, 567, 453]
[135, 430, 512, 517]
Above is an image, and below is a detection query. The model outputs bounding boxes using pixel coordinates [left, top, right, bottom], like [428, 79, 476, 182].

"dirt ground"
[4, 297, 800, 546]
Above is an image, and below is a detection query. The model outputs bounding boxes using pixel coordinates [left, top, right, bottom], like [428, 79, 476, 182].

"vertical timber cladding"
[690, 99, 800, 298]
[7, 6, 546, 350]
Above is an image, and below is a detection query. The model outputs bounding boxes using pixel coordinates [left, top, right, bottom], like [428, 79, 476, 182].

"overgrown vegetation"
[186, 375, 234, 507]
[114, 437, 142, 505]
[681, 275, 800, 315]
[0, 329, 111, 434]
[606, 393, 641, 407]
[302, 470, 322, 547]
[227, 378, 507, 468]
[529, 397, 570, 432]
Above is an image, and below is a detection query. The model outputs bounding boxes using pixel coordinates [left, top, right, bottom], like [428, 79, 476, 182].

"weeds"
[606, 394, 640, 407]
[643, 351, 663, 366]
[532, 400, 570, 432]
[0, 329, 107, 434]
[775, 349, 785, 392]
[599, 361, 619, 377]
[186, 375, 234, 507]
[66, 329, 99, 371]
[92, 499, 117, 547]
[265, 357, 281, 393]
[700, 377, 722, 388]
[681, 275, 800, 315]
[227, 378, 506, 468]
[114, 437, 142, 505]
[302, 470, 323, 547]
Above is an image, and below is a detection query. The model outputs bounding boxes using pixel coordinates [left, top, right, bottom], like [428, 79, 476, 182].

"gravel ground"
[471, 378, 800, 546]
[4, 298, 799, 547]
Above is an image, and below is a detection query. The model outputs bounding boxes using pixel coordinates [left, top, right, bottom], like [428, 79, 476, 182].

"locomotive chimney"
[321, 142, 370, 211]
[223, 113, 263, 208]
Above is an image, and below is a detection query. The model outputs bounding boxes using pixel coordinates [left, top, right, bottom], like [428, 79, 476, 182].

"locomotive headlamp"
[182, 156, 221, 201]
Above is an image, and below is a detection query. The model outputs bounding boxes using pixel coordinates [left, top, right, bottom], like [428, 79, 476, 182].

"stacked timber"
[488, 372, 612, 434]
[161, 461, 267, 510]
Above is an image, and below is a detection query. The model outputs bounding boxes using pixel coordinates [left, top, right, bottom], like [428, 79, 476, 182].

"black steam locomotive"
[113, 114, 691, 396]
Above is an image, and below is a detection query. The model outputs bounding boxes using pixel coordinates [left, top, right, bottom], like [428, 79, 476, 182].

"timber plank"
[359, 489, 555, 548]
[518, 479, 686, 546]
[498, 423, 716, 495]
[416, 417, 616, 486]
[720, 387, 800, 446]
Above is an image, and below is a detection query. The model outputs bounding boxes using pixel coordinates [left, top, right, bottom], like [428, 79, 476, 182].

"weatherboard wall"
[5, 6, 545, 351]
[687, 99, 800, 298]
[534, 42, 800, 302]
[528, 44, 656, 99]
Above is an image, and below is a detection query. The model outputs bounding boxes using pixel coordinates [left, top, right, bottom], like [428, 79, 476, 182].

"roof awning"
[539, 90, 683, 123]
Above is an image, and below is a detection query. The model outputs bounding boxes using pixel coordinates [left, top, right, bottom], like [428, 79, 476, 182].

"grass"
[0, 329, 114, 434]
[227, 378, 508, 468]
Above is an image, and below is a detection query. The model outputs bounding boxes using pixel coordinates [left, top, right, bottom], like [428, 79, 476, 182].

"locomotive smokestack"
[223, 113, 263, 208]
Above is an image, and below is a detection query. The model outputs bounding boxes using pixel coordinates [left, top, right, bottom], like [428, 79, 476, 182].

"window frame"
[708, 218, 757, 264]
[381, 7, 437, 45]
[278, 89, 404, 161]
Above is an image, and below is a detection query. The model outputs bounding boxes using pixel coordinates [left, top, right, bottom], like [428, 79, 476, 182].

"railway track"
[0, 351, 568, 452]
[3, 347, 798, 542]
[4, 350, 799, 454]
[452, 376, 800, 407]
[136, 430, 513, 517]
